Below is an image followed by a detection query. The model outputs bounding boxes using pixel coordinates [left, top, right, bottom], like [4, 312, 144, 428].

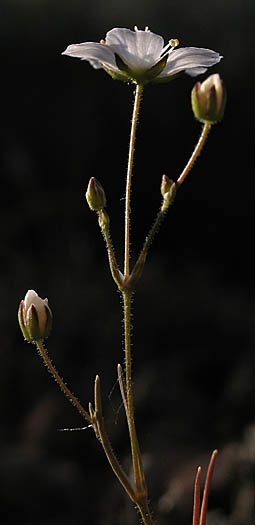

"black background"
[0, 1, 254, 524]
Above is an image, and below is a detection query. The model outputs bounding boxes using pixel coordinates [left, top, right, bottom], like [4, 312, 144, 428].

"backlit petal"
[105, 28, 164, 70]
[160, 47, 222, 78]
[62, 43, 119, 72]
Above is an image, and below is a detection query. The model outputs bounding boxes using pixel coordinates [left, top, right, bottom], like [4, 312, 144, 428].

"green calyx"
[86, 178, 106, 211]
[113, 53, 168, 85]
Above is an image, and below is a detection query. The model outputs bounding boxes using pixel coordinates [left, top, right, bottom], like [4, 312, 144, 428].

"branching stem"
[94, 375, 136, 502]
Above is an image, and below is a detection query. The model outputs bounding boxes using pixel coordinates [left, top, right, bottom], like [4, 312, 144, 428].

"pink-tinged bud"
[86, 177, 106, 211]
[18, 290, 52, 342]
[191, 74, 226, 124]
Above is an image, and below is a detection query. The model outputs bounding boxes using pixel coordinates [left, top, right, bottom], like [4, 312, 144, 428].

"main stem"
[123, 292, 142, 489]
[123, 290, 153, 524]
[124, 83, 143, 279]
[123, 83, 153, 524]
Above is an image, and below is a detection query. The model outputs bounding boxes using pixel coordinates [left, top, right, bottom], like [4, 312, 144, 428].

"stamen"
[170, 38, 179, 48]
[100, 39, 106, 45]
[161, 38, 180, 57]
[134, 26, 150, 32]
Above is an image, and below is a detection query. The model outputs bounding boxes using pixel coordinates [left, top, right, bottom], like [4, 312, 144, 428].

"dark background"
[0, 1, 254, 524]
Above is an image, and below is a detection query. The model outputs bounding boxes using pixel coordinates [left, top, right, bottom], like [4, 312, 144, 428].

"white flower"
[62, 26, 222, 85]
[18, 290, 52, 342]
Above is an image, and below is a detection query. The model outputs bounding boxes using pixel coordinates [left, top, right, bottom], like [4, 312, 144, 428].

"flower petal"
[160, 47, 222, 78]
[24, 289, 39, 310]
[105, 28, 164, 70]
[62, 42, 119, 72]
[185, 67, 208, 76]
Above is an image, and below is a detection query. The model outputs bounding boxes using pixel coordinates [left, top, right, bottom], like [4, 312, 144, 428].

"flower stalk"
[124, 83, 143, 279]
[176, 122, 211, 186]
[123, 83, 146, 491]
[36, 340, 92, 425]
[128, 180, 176, 288]
[98, 209, 124, 289]
[120, 83, 155, 524]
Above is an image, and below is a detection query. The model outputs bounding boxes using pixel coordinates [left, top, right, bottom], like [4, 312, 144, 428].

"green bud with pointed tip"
[161, 176, 176, 212]
[191, 74, 226, 124]
[18, 290, 52, 342]
[86, 177, 106, 211]
[161, 174, 175, 198]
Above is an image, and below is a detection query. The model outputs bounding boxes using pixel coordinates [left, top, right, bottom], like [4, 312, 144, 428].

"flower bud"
[191, 74, 226, 123]
[161, 174, 175, 198]
[86, 177, 106, 211]
[18, 290, 52, 342]
[160, 175, 176, 212]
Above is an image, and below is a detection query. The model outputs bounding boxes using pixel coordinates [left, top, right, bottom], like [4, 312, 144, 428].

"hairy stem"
[98, 209, 124, 289]
[177, 122, 211, 186]
[136, 499, 154, 525]
[94, 375, 136, 502]
[122, 291, 146, 495]
[124, 83, 143, 279]
[36, 340, 92, 425]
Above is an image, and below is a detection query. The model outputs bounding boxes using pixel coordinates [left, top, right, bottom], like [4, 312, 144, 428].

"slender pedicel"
[176, 122, 211, 186]
[124, 83, 143, 279]
[36, 341, 92, 424]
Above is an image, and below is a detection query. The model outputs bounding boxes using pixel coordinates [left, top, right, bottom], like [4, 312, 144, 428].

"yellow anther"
[169, 38, 179, 48]
[100, 39, 106, 45]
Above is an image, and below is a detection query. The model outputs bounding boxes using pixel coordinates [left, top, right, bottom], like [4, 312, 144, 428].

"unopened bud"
[161, 175, 175, 198]
[191, 74, 226, 124]
[160, 176, 176, 212]
[18, 290, 52, 342]
[86, 177, 106, 211]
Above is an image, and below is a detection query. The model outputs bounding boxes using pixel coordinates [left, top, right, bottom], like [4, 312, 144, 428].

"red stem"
[199, 450, 218, 525]
[193, 466, 201, 525]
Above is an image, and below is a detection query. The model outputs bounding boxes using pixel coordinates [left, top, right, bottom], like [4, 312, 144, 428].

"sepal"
[115, 52, 168, 85]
